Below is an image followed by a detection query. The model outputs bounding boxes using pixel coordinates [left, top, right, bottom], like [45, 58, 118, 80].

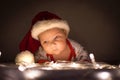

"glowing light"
[40, 67, 53, 70]
[89, 53, 96, 63]
[18, 63, 39, 71]
[89, 53, 101, 69]
[0, 51, 1, 57]
[96, 72, 112, 80]
[23, 69, 44, 79]
[49, 63, 64, 69]
[18, 65, 26, 71]
[69, 63, 80, 68]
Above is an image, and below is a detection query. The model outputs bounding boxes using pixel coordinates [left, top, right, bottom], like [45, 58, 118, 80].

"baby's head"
[31, 11, 70, 55]
[31, 17, 70, 41]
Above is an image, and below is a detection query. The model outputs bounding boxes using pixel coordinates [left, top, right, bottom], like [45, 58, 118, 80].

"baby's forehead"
[45, 28, 66, 34]
[52, 28, 66, 36]
[39, 28, 66, 39]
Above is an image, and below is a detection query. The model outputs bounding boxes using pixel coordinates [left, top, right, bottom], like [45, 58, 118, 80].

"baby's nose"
[50, 42, 57, 50]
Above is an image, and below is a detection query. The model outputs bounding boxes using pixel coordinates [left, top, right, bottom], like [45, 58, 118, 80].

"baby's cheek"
[43, 46, 51, 52]
[58, 42, 66, 49]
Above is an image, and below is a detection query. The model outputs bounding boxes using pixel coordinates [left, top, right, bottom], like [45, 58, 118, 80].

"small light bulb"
[0, 51, 1, 57]
[96, 72, 112, 80]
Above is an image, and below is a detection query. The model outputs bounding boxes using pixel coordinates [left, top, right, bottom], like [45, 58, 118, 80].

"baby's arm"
[69, 39, 90, 62]
[76, 49, 90, 62]
[34, 48, 49, 63]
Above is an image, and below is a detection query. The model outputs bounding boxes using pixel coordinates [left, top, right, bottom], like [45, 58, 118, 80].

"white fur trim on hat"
[31, 19, 70, 40]
[15, 50, 35, 65]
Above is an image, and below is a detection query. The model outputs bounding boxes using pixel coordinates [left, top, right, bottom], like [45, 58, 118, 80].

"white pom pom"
[15, 50, 35, 66]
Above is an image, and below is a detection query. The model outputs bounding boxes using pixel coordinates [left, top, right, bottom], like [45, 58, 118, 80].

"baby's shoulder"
[68, 39, 83, 48]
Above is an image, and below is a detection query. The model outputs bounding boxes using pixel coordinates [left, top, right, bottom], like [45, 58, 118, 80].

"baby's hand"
[37, 59, 49, 64]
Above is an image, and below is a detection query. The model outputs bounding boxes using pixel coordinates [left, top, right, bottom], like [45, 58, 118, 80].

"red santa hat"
[19, 11, 70, 53]
[31, 13, 70, 40]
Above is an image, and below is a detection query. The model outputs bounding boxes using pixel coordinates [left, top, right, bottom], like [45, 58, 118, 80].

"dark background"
[0, 0, 120, 65]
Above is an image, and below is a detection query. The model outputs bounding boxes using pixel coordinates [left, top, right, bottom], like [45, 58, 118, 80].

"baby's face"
[38, 28, 67, 55]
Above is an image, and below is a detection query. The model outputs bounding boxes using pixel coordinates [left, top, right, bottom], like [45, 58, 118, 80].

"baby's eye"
[43, 41, 48, 44]
[55, 36, 61, 40]
[55, 36, 58, 39]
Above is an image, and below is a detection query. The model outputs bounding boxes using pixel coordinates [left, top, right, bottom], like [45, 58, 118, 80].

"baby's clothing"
[35, 39, 90, 63]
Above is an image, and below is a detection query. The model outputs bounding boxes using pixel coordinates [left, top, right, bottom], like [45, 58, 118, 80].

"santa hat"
[31, 12, 70, 40]
[19, 11, 70, 53]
